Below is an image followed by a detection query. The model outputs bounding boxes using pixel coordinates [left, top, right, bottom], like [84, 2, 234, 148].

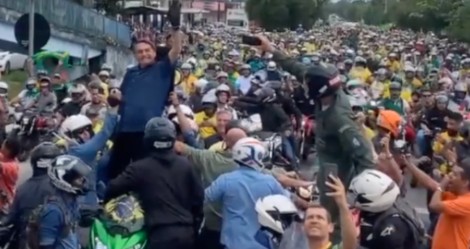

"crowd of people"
[0, 1, 467, 249]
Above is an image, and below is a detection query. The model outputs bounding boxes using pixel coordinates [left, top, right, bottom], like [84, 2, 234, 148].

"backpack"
[26, 196, 73, 249]
[373, 197, 427, 249]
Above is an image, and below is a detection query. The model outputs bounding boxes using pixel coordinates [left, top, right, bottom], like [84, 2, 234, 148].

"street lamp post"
[28, 0, 35, 58]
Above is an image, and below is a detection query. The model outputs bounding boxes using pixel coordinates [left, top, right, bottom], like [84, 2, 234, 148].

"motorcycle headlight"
[273, 136, 283, 148]
[22, 117, 29, 124]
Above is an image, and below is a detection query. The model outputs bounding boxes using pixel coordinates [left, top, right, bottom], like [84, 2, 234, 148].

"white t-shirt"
[17, 89, 37, 107]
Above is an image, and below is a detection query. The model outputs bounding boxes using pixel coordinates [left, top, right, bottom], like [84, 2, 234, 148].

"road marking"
[414, 207, 429, 215]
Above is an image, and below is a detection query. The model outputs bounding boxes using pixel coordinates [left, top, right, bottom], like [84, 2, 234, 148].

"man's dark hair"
[306, 203, 332, 223]
[448, 111, 463, 122]
[459, 157, 470, 187]
[4, 135, 20, 158]
[133, 39, 156, 51]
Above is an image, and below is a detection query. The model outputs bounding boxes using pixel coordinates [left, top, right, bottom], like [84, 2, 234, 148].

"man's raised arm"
[167, 0, 182, 64]
[254, 35, 307, 82]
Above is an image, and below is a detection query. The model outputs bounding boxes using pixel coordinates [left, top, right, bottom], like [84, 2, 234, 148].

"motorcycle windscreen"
[104, 194, 145, 234]
[278, 222, 308, 249]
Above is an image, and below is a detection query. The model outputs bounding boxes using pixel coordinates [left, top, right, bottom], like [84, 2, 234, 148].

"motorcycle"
[297, 115, 315, 161]
[7, 106, 22, 125]
[12, 110, 54, 162]
[89, 194, 147, 249]
[250, 131, 292, 171]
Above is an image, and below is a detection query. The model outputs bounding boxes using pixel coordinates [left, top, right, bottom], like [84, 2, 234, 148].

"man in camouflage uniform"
[254, 35, 375, 243]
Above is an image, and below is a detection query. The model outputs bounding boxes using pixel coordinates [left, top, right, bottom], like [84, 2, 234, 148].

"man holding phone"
[250, 35, 375, 243]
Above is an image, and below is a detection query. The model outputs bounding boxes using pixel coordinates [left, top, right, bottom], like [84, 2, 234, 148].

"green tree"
[323, 0, 470, 42]
[72, 0, 122, 16]
[246, 0, 326, 30]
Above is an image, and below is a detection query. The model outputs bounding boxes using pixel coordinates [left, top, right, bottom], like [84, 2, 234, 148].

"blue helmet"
[144, 117, 176, 150]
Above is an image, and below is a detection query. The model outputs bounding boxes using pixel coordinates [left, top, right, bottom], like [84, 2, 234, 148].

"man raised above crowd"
[108, 0, 183, 180]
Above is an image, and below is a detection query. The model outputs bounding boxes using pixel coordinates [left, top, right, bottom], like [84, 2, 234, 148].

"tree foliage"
[323, 0, 470, 42]
[73, 0, 122, 16]
[245, 0, 327, 31]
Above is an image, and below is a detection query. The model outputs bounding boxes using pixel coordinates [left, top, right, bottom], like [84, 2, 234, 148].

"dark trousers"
[196, 228, 223, 249]
[107, 132, 145, 180]
[146, 226, 195, 249]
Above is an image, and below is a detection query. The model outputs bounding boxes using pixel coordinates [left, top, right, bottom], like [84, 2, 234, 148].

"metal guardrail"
[0, 0, 131, 47]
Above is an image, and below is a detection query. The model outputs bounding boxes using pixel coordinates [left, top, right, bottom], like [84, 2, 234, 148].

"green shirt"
[381, 98, 405, 115]
[184, 146, 278, 231]
[184, 146, 236, 231]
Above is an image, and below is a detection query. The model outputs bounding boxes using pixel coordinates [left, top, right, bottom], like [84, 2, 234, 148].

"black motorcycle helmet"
[143, 117, 176, 151]
[304, 63, 341, 99]
[255, 86, 277, 103]
[30, 142, 62, 176]
[459, 120, 470, 138]
[48, 155, 91, 195]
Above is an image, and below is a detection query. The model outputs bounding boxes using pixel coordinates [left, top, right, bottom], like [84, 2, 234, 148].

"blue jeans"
[282, 135, 299, 171]
[416, 129, 427, 156]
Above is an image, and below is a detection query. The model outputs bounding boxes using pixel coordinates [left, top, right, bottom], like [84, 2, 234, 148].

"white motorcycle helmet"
[0, 81, 9, 97]
[196, 78, 208, 92]
[349, 169, 400, 213]
[68, 83, 88, 102]
[232, 137, 267, 171]
[101, 63, 113, 73]
[267, 61, 277, 71]
[346, 79, 364, 91]
[256, 195, 298, 235]
[166, 104, 194, 120]
[60, 114, 93, 143]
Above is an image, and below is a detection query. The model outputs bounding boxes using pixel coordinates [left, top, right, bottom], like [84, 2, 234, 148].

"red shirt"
[0, 154, 19, 211]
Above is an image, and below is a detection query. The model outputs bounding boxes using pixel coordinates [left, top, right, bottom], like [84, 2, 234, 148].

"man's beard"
[447, 129, 459, 137]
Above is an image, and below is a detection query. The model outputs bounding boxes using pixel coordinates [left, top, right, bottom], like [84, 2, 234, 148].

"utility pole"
[28, 0, 35, 58]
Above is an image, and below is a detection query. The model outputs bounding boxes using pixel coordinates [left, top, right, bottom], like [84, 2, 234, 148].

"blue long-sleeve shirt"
[118, 57, 175, 132]
[205, 166, 288, 249]
[68, 112, 118, 206]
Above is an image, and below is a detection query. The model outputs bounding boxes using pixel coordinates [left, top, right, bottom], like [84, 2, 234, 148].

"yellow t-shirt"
[303, 43, 316, 53]
[174, 70, 181, 85]
[411, 78, 423, 88]
[433, 132, 463, 174]
[177, 75, 198, 95]
[433, 132, 463, 155]
[382, 84, 413, 103]
[364, 126, 376, 141]
[349, 67, 372, 84]
[100, 82, 109, 98]
[389, 61, 401, 73]
[209, 141, 225, 152]
[195, 112, 217, 139]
